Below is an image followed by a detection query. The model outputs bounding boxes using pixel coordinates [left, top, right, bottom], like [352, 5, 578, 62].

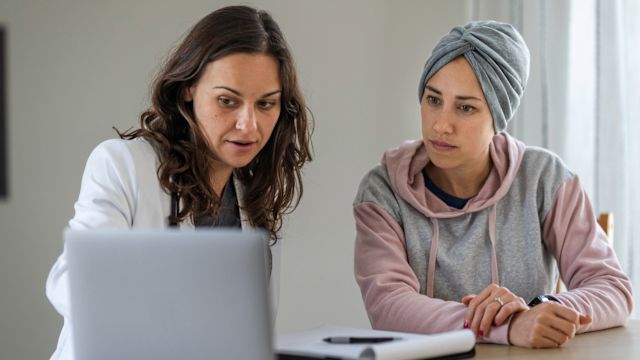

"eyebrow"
[425, 85, 483, 102]
[213, 86, 282, 98]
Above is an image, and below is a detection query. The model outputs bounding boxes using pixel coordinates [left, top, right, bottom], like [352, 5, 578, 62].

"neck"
[211, 167, 234, 197]
[426, 156, 492, 199]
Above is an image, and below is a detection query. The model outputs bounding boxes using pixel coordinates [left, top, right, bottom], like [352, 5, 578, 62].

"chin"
[228, 157, 256, 169]
[427, 155, 457, 170]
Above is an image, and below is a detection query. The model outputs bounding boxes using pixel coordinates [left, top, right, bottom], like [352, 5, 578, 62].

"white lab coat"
[45, 138, 281, 360]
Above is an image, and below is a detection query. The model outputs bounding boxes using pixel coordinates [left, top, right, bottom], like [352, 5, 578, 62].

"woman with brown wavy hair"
[45, 5, 312, 360]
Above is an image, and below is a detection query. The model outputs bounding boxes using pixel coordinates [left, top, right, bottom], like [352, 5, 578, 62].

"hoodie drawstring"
[488, 204, 500, 284]
[426, 217, 439, 297]
[425, 205, 500, 297]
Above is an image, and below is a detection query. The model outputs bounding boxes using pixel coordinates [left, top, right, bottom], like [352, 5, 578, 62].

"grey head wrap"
[418, 20, 530, 133]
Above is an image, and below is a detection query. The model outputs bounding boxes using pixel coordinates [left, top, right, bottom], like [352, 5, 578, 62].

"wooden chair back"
[597, 212, 614, 243]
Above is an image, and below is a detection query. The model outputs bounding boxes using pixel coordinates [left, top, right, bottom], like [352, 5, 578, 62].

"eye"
[257, 100, 277, 110]
[425, 95, 441, 106]
[459, 104, 476, 113]
[218, 96, 238, 107]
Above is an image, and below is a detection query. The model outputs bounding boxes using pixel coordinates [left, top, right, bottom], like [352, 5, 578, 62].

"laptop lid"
[66, 228, 273, 360]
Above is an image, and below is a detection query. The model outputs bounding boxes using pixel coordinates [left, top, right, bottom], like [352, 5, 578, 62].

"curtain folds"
[468, 0, 639, 318]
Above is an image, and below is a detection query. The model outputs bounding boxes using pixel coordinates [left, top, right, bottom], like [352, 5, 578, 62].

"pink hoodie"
[353, 133, 632, 344]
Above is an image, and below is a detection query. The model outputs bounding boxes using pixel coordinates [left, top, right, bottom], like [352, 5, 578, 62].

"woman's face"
[186, 53, 281, 173]
[421, 56, 495, 173]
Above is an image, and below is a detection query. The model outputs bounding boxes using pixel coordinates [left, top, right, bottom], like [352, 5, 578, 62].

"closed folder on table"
[276, 325, 475, 360]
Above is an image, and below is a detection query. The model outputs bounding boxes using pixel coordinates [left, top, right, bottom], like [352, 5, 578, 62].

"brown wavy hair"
[118, 5, 313, 241]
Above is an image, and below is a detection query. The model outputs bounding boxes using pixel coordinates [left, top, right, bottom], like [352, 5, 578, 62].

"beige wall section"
[0, 1, 466, 359]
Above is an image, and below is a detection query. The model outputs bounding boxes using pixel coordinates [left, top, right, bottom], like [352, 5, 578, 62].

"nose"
[431, 108, 454, 134]
[235, 105, 258, 132]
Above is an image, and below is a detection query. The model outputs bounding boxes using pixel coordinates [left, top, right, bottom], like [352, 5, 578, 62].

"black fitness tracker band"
[528, 294, 560, 307]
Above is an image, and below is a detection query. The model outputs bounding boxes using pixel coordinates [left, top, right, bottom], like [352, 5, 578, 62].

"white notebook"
[276, 325, 475, 360]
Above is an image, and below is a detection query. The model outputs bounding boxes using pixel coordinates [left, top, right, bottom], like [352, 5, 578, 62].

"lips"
[226, 139, 258, 152]
[228, 140, 256, 146]
[429, 139, 456, 151]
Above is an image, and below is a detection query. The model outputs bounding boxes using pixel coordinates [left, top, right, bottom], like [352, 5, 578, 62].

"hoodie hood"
[380, 132, 527, 297]
[382, 132, 526, 218]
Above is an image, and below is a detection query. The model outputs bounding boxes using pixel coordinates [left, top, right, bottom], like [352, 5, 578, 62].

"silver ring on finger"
[493, 296, 505, 307]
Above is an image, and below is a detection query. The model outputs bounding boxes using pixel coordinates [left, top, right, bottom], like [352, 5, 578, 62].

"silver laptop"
[65, 229, 273, 360]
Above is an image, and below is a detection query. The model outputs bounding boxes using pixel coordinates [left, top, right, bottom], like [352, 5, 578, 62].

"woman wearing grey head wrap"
[418, 20, 529, 134]
[353, 21, 632, 349]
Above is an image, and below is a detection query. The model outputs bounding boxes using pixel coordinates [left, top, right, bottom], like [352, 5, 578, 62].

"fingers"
[478, 301, 503, 336]
[465, 285, 494, 316]
[528, 336, 559, 349]
[464, 284, 498, 332]
[545, 303, 592, 333]
[465, 284, 527, 336]
[534, 324, 569, 348]
[526, 315, 570, 348]
[509, 306, 575, 348]
[508, 302, 592, 348]
[541, 312, 581, 347]
[576, 314, 592, 333]
[461, 294, 475, 305]
[579, 314, 592, 324]
[494, 298, 528, 325]
[529, 304, 586, 347]
[477, 296, 528, 335]
[547, 314, 577, 339]
[552, 303, 581, 323]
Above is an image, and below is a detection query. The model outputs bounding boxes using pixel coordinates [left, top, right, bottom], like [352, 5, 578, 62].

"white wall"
[0, 1, 466, 358]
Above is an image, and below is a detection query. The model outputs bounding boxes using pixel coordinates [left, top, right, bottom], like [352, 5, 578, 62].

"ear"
[184, 86, 194, 102]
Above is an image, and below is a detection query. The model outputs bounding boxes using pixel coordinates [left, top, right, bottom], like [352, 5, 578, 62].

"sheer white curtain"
[468, 0, 640, 317]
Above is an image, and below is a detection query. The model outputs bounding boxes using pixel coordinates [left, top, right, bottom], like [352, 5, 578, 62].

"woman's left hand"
[461, 283, 528, 337]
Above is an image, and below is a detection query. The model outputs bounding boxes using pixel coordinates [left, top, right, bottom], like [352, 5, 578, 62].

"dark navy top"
[423, 171, 470, 210]
[195, 176, 242, 228]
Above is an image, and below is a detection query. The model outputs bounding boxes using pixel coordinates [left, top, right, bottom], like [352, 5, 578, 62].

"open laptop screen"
[66, 229, 273, 360]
